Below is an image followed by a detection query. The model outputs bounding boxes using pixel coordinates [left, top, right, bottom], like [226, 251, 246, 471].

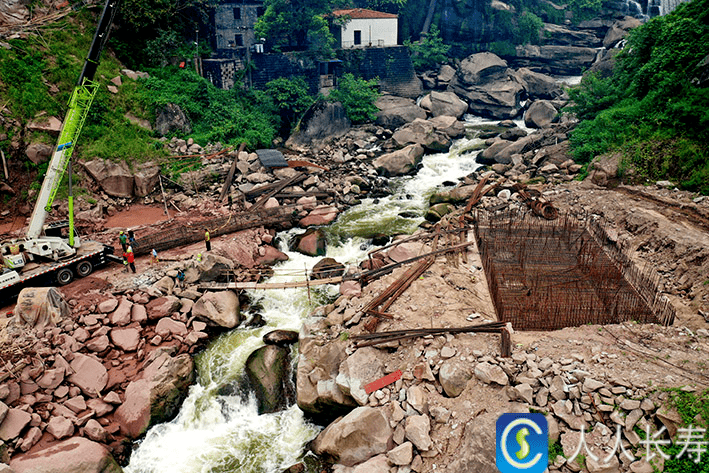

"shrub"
[327, 73, 380, 124]
[405, 25, 451, 72]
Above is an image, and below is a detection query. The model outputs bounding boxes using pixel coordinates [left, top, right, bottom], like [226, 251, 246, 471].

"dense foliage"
[327, 73, 380, 124]
[264, 77, 317, 136]
[405, 25, 451, 72]
[255, 0, 342, 55]
[569, 0, 709, 193]
[0, 10, 162, 162]
[139, 68, 278, 149]
[112, 0, 210, 69]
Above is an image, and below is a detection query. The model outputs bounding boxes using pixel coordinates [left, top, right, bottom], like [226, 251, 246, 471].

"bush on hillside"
[327, 73, 380, 124]
[139, 67, 278, 149]
[569, 0, 709, 194]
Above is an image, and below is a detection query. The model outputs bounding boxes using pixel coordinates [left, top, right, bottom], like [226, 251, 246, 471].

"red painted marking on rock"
[364, 369, 402, 394]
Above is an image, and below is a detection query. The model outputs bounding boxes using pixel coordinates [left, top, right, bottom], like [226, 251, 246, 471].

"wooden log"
[219, 142, 246, 202]
[249, 173, 304, 212]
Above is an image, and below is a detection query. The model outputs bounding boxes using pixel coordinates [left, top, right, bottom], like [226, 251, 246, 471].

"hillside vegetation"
[569, 0, 709, 194]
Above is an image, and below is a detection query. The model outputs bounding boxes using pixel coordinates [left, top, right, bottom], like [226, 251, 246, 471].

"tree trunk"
[420, 0, 437, 40]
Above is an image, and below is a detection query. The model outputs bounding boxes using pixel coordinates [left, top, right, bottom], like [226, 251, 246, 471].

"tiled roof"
[331, 8, 397, 19]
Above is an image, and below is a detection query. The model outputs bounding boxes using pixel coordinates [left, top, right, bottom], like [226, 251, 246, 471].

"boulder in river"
[375, 95, 426, 129]
[291, 228, 327, 256]
[372, 144, 424, 177]
[114, 348, 194, 439]
[244, 344, 295, 414]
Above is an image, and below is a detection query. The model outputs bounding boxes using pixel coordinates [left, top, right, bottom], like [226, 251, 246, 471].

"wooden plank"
[199, 275, 345, 291]
[250, 173, 303, 212]
[365, 370, 403, 394]
[219, 142, 246, 202]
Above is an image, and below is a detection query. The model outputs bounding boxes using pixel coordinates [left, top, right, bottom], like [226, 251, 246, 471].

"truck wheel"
[56, 268, 74, 285]
[76, 261, 93, 277]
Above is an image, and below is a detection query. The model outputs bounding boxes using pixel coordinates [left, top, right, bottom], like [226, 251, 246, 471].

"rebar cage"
[473, 210, 675, 331]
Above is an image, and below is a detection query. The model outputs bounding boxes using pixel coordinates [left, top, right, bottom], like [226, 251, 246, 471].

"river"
[124, 119, 523, 473]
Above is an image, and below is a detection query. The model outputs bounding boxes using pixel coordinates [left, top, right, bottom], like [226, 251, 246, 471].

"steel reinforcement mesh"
[474, 211, 675, 331]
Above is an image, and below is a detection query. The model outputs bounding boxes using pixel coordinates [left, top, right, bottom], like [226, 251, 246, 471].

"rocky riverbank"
[2, 17, 709, 473]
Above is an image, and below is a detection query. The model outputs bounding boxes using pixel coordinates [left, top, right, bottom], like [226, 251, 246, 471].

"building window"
[354, 30, 361, 45]
[257, 6, 265, 16]
[234, 34, 243, 47]
[233, 7, 241, 20]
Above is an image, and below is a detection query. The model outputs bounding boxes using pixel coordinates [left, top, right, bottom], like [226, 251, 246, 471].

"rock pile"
[0, 258, 251, 468]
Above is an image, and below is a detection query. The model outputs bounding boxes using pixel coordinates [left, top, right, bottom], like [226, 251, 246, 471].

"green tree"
[568, 0, 709, 193]
[255, 0, 342, 54]
[264, 77, 317, 135]
[113, 0, 210, 69]
[517, 11, 543, 45]
[405, 25, 451, 72]
[328, 73, 379, 124]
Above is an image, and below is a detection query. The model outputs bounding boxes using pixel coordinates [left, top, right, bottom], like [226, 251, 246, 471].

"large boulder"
[0, 408, 31, 442]
[191, 290, 241, 328]
[372, 144, 424, 177]
[25, 142, 52, 165]
[291, 228, 327, 256]
[542, 23, 601, 47]
[424, 203, 455, 222]
[13, 287, 69, 329]
[133, 162, 160, 197]
[429, 184, 478, 205]
[9, 437, 123, 473]
[419, 91, 468, 118]
[392, 119, 451, 152]
[67, 353, 108, 397]
[448, 53, 524, 119]
[286, 101, 351, 150]
[335, 347, 385, 406]
[374, 95, 426, 129]
[299, 205, 338, 227]
[114, 349, 194, 439]
[438, 361, 473, 397]
[447, 411, 502, 473]
[296, 319, 356, 421]
[428, 115, 465, 139]
[453, 52, 508, 84]
[83, 159, 134, 198]
[145, 296, 181, 320]
[478, 134, 543, 165]
[311, 257, 345, 280]
[185, 253, 235, 283]
[511, 44, 599, 76]
[515, 68, 563, 100]
[524, 100, 558, 129]
[244, 345, 295, 414]
[154, 103, 191, 136]
[312, 406, 393, 467]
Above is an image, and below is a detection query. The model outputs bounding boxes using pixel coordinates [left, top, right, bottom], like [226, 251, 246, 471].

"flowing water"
[124, 119, 521, 473]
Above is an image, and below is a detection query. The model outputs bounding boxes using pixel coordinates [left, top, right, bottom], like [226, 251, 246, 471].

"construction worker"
[118, 231, 127, 251]
[124, 247, 136, 273]
[196, 253, 202, 263]
[128, 230, 136, 248]
[176, 269, 185, 289]
[150, 248, 159, 265]
[204, 228, 211, 251]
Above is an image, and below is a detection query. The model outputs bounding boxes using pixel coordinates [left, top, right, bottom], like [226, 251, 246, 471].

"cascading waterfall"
[125, 117, 528, 473]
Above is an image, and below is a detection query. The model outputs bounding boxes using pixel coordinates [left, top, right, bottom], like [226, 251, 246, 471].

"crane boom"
[27, 0, 121, 243]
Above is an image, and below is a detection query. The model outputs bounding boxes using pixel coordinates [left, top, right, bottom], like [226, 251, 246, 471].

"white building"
[331, 8, 398, 48]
